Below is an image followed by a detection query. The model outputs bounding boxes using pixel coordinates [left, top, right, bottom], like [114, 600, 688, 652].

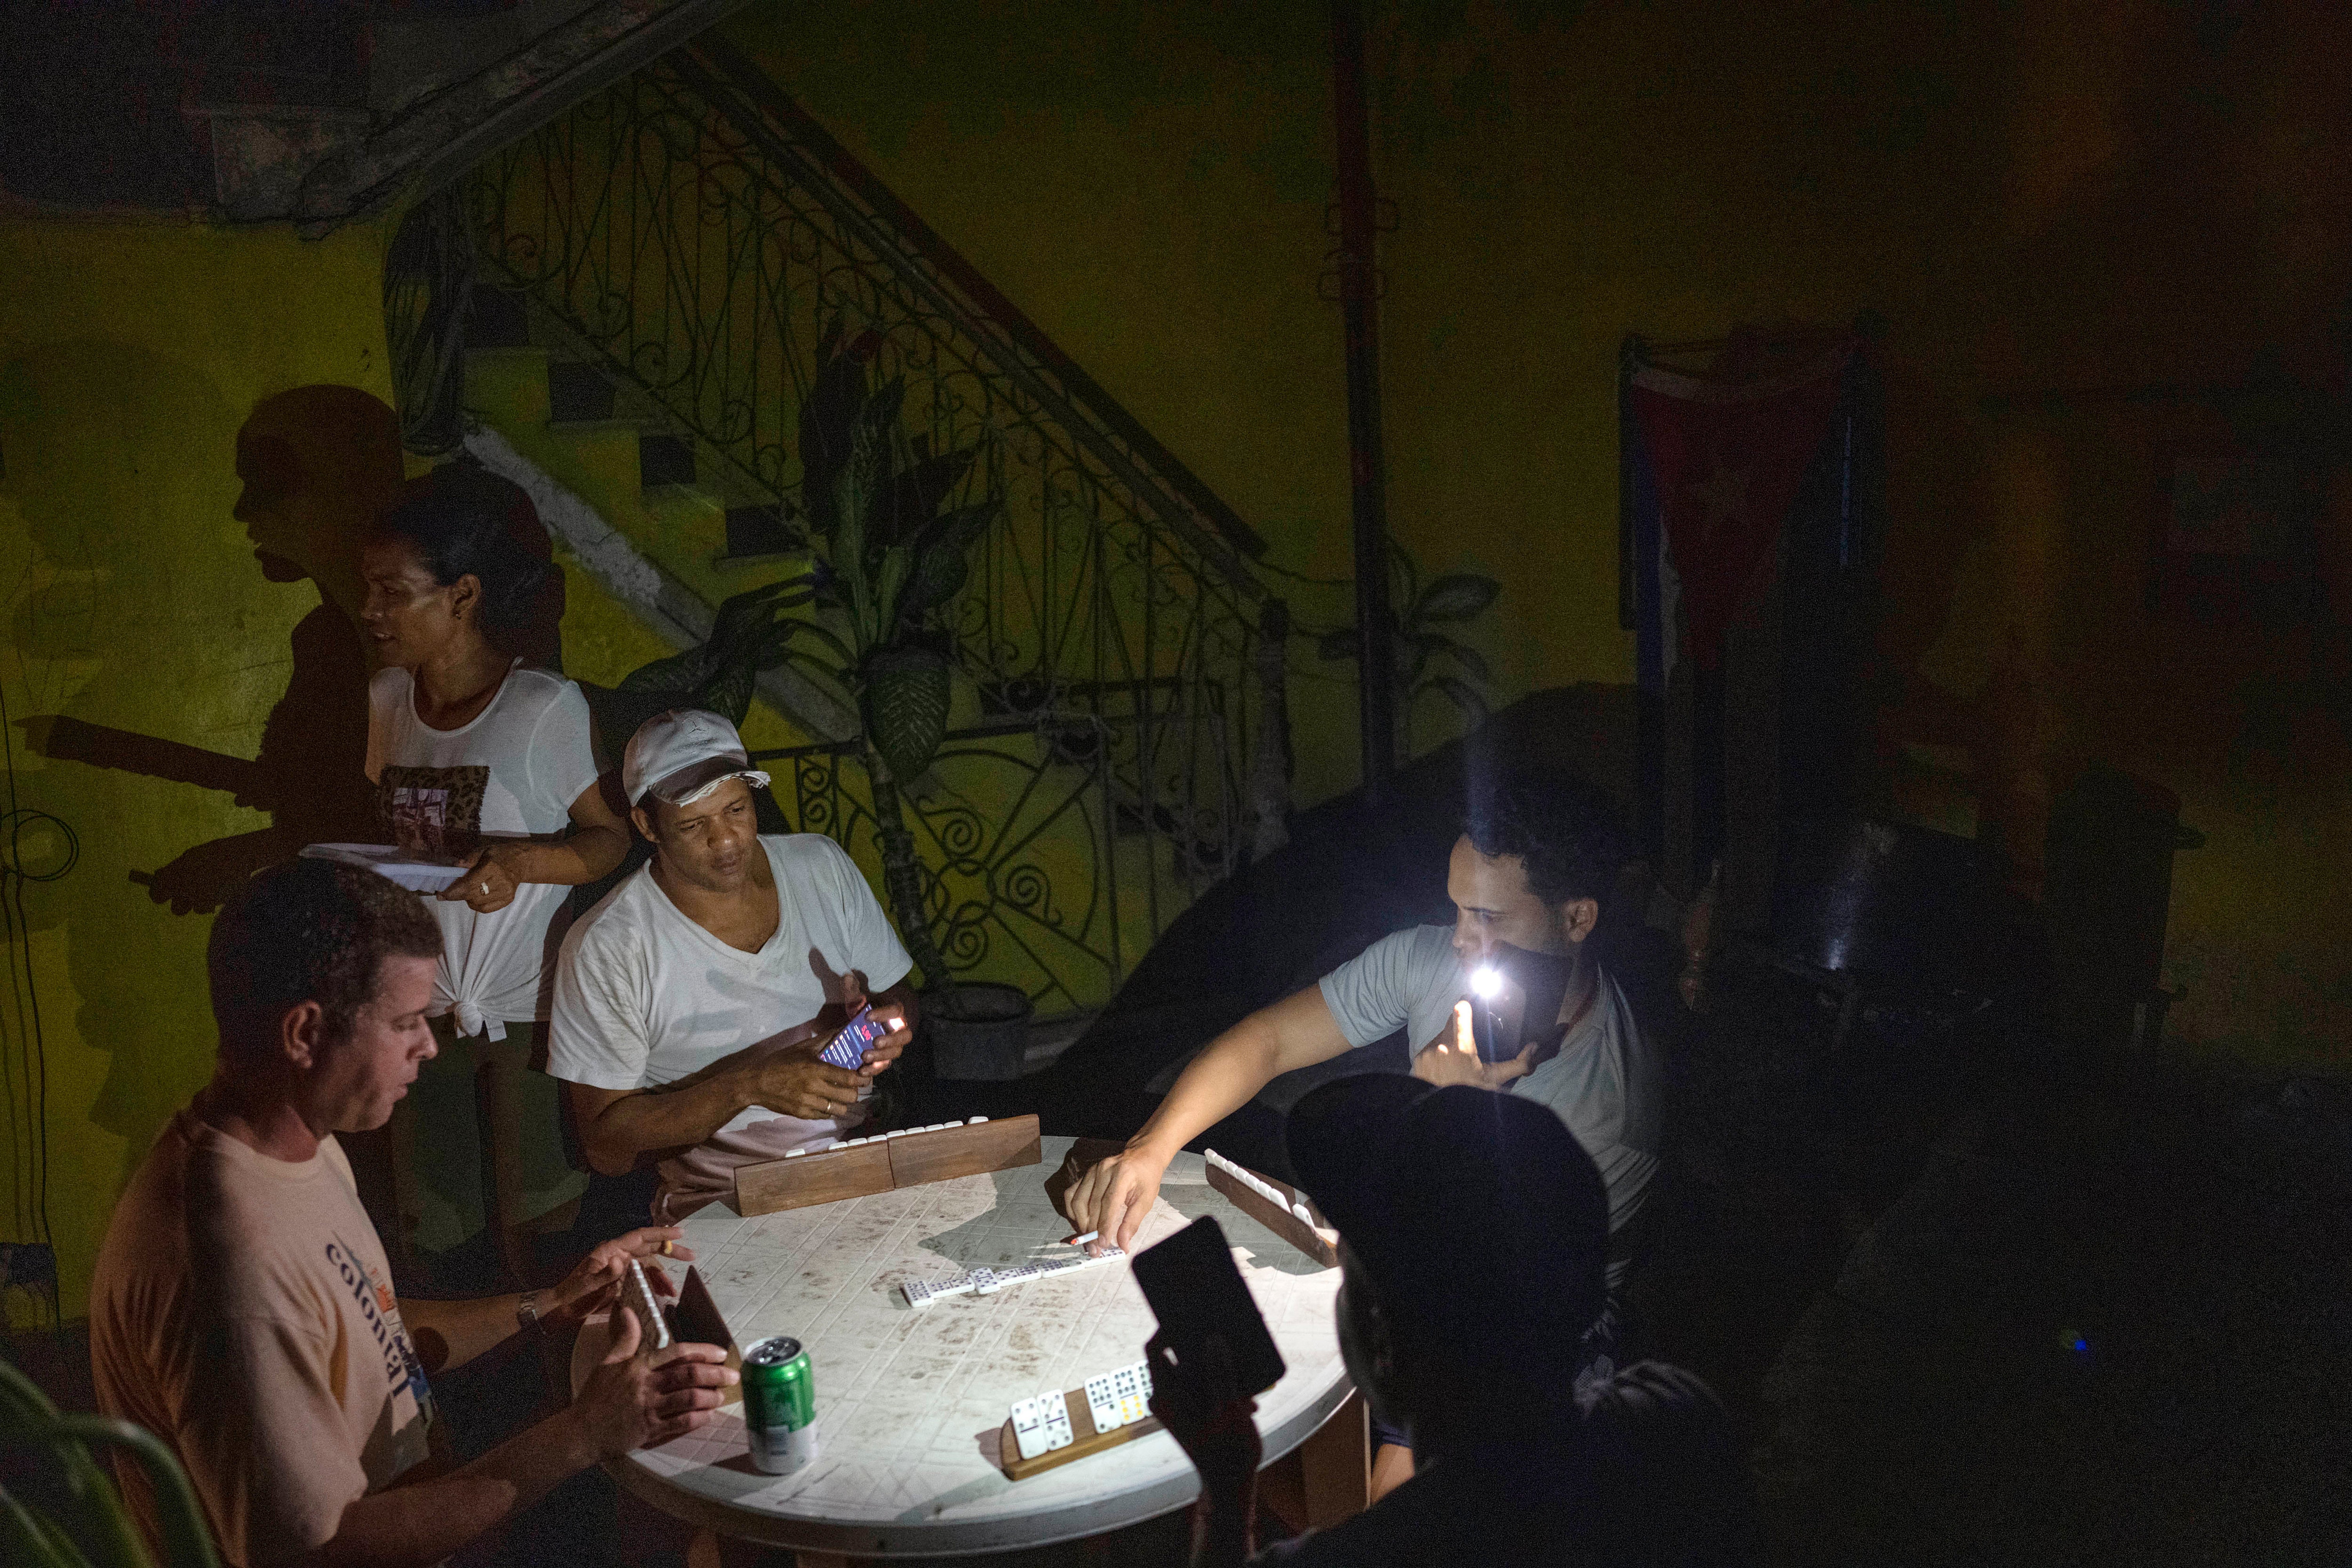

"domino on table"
[900, 1245, 1126, 1309]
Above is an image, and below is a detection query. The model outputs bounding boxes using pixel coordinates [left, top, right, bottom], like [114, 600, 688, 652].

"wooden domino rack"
[1203, 1151, 1341, 1268]
[734, 1114, 1043, 1216]
[996, 1376, 1161, 1481]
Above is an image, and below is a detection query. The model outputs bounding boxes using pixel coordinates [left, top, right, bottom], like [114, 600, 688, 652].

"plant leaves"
[885, 446, 979, 546]
[1406, 630, 1491, 685]
[863, 645, 953, 784]
[798, 319, 867, 541]
[1317, 626, 1359, 661]
[833, 394, 895, 610]
[873, 544, 915, 638]
[1413, 572, 1501, 625]
[1419, 673, 1491, 727]
[900, 500, 999, 618]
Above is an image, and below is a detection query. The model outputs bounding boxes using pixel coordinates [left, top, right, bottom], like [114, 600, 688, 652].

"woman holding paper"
[361, 462, 629, 1281]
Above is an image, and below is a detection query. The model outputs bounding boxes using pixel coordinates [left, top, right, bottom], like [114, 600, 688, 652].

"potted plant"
[765, 321, 1031, 1076]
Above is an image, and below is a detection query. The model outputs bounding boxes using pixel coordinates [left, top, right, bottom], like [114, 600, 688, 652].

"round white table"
[573, 1139, 1356, 1559]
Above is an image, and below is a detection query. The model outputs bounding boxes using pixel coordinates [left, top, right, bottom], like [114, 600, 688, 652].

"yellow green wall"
[732, 0, 2352, 1070]
[0, 217, 823, 1321]
[0, 219, 399, 1320]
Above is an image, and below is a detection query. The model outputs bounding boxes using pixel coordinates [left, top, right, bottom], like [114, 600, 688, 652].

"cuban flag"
[1621, 333, 1874, 875]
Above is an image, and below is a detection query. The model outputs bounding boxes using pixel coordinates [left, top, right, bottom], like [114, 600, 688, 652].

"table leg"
[684, 1526, 813, 1568]
[475, 1032, 534, 1289]
[1296, 1391, 1369, 1528]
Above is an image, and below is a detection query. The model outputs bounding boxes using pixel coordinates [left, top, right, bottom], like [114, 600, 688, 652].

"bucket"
[927, 983, 1034, 1081]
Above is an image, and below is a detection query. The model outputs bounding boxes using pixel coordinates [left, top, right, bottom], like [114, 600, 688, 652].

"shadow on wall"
[19, 385, 397, 915]
[0, 350, 371, 1236]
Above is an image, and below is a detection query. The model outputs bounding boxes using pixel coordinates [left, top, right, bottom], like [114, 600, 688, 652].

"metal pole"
[1330, 0, 1397, 803]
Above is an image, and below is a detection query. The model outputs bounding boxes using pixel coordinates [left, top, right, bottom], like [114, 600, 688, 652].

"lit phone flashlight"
[1465, 945, 1575, 1064]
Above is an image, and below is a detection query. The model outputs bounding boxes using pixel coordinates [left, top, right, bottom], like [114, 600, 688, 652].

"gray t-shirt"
[1318, 926, 1663, 1257]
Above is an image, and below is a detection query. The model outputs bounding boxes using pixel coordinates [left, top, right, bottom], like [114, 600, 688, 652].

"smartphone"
[1130, 1217, 1286, 1398]
[667, 1267, 731, 1349]
[819, 1003, 891, 1070]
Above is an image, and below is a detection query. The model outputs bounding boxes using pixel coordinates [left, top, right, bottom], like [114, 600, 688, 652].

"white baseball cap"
[622, 709, 773, 807]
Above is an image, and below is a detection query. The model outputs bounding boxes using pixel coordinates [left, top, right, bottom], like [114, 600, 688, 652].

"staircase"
[434, 37, 1292, 1018]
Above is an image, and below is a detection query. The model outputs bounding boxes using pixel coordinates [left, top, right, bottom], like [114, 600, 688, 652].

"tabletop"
[573, 1137, 1352, 1557]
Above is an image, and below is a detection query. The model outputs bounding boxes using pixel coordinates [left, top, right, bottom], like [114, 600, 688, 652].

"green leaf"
[885, 446, 979, 547]
[862, 645, 953, 783]
[899, 501, 998, 618]
[1412, 572, 1501, 625]
[0, 1491, 80, 1568]
[833, 398, 895, 612]
[798, 321, 867, 541]
[1406, 631, 1491, 684]
[1419, 673, 1491, 727]
[873, 546, 915, 639]
[1316, 626, 1359, 661]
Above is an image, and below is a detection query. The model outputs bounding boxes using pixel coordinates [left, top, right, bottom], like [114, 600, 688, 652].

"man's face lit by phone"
[1445, 834, 1574, 971]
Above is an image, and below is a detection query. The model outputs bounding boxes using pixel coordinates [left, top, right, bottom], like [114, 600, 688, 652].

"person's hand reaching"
[1063, 1145, 1171, 1255]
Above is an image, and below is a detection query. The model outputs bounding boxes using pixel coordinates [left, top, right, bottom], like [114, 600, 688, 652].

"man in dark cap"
[1147, 1077, 1757, 1567]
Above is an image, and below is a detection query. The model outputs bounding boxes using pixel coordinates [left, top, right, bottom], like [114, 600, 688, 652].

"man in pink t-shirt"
[91, 860, 736, 1568]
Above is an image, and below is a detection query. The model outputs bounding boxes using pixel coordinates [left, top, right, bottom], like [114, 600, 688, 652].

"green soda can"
[740, 1336, 818, 1475]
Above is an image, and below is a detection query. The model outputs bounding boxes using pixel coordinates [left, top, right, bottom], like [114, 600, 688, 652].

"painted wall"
[0, 218, 804, 1320]
[0, 219, 399, 1320]
[731, 0, 2352, 1069]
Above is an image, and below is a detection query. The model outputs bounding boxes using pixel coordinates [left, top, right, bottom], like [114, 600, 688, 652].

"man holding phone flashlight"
[1067, 769, 1661, 1483]
[549, 710, 918, 1220]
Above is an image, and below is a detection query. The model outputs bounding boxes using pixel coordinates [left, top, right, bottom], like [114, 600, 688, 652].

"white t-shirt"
[363, 663, 601, 1039]
[547, 834, 914, 1210]
[1319, 924, 1663, 1281]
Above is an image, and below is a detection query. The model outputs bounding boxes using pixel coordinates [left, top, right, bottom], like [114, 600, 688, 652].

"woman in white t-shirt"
[360, 463, 629, 1281]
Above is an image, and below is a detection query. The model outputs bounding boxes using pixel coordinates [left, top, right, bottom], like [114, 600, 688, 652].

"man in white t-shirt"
[549, 710, 920, 1219]
[91, 860, 732, 1568]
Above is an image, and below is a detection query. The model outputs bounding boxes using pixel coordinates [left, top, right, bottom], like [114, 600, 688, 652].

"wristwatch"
[516, 1290, 543, 1337]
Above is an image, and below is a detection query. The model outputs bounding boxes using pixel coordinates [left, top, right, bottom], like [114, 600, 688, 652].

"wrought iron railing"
[463, 36, 1288, 1012]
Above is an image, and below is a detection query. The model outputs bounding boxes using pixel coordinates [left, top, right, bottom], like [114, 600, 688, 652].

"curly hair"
[372, 461, 563, 653]
[209, 860, 442, 1060]
[1462, 767, 1630, 908]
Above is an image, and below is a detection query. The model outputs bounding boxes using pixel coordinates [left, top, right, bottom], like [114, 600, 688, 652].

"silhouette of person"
[23, 386, 396, 912]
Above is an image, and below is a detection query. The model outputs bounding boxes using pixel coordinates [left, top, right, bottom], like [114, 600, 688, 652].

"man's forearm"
[1131, 1018, 1287, 1161]
[307, 1408, 597, 1568]
[508, 825, 628, 888]
[577, 1069, 759, 1174]
[1189, 1485, 1257, 1568]
[401, 1294, 523, 1375]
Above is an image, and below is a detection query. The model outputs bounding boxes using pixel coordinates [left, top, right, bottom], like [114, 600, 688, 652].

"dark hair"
[1463, 767, 1630, 907]
[372, 461, 562, 653]
[208, 860, 441, 1060]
